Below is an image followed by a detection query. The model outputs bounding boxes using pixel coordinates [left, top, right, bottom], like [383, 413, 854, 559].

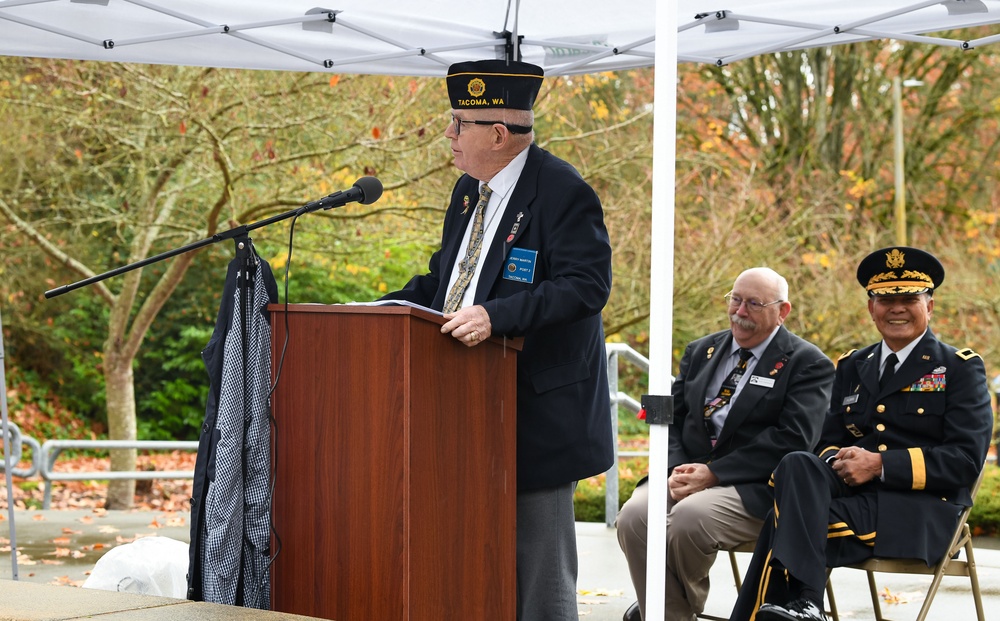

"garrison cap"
[447, 60, 543, 111]
[856, 246, 944, 296]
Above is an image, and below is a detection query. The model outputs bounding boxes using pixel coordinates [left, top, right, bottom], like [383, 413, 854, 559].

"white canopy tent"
[1, 1, 1000, 74]
[3, 1, 1000, 618]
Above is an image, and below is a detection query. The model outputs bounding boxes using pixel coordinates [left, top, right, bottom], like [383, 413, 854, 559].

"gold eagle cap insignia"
[885, 248, 905, 269]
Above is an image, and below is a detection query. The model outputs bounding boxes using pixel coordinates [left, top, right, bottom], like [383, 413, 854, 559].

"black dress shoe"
[756, 598, 827, 621]
[623, 600, 642, 621]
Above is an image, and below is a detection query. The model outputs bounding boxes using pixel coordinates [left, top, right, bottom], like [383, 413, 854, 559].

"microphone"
[303, 176, 383, 210]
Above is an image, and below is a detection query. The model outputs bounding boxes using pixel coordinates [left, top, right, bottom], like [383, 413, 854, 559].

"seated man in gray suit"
[616, 267, 835, 621]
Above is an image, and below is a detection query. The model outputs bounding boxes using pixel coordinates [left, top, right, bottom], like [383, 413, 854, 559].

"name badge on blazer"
[503, 247, 537, 283]
[749, 375, 775, 388]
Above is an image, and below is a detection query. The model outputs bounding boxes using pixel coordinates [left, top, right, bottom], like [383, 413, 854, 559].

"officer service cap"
[447, 60, 543, 111]
[856, 246, 944, 296]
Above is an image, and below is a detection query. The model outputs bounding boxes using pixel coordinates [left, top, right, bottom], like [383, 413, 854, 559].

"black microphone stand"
[45, 198, 335, 300]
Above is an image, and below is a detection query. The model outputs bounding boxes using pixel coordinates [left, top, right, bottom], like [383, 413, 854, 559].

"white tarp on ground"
[1, 1, 999, 76]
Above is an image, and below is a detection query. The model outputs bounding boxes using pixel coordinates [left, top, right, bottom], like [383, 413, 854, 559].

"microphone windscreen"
[354, 177, 383, 205]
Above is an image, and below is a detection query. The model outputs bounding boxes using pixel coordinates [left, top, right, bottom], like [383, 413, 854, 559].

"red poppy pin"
[769, 358, 787, 376]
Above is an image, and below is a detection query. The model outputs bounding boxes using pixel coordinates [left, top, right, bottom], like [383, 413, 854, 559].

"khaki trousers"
[616, 483, 764, 621]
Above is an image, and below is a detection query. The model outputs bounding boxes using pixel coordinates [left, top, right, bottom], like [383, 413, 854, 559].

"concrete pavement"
[2, 510, 998, 620]
[575, 520, 1000, 621]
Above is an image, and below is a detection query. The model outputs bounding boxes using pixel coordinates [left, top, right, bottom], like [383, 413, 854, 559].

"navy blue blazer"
[668, 326, 835, 519]
[383, 143, 614, 491]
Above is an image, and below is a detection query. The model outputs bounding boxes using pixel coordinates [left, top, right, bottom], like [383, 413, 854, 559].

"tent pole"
[644, 2, 679, 621]
[513, 0, 521, 61]
[1, 307, 18, 580]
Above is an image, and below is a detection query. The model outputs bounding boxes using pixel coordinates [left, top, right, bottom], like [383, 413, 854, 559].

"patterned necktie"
[704, 347, 753, 442]
[880, 352, 898, 389]
[443, 183, 493, 313]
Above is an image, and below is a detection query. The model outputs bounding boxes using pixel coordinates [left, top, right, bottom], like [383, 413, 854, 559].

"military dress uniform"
[817, 334, 991, 564]
[731, 247, 994, 621]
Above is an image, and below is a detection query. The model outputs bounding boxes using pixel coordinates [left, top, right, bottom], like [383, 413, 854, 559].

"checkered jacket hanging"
[187, 242, 276, 608]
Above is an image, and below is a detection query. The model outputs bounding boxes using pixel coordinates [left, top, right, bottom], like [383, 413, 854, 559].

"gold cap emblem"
[467, 78, 486, 98]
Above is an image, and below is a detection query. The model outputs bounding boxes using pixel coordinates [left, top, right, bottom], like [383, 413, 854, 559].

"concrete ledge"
[0, 580, 327, 621]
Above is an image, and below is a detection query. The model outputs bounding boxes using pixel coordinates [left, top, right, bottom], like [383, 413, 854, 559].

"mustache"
[730, 314, 757, 330]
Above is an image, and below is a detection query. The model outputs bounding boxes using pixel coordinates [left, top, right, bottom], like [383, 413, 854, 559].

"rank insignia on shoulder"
[837, 349, 857, 362]
[955, 348, 981, 361]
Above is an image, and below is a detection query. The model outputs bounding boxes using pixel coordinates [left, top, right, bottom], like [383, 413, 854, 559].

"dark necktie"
[443, 183, 493, 313]
[704, 347, 753, 442]
[880, 352, 898, 389]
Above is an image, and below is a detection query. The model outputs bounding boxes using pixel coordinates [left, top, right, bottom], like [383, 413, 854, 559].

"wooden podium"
[267, 304, 517, 621]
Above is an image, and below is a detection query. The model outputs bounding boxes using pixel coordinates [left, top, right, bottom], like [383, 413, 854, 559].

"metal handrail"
[0, 422, 41, 478]
[14, 342, 655, 518]
[605, 343, 651, 527]
[39, 439, 199, 509]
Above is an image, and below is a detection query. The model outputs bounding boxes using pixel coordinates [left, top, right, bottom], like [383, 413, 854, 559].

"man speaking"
[382, 59, 614, 621]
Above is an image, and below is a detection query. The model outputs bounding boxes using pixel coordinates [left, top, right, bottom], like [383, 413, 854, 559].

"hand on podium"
[442, 305, 492, 347]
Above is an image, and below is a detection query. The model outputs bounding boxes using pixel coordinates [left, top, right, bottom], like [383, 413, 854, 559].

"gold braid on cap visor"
[866, 269, 933, 294]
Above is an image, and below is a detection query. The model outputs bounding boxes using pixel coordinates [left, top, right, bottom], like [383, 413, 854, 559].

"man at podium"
[381, 59, 614, 621]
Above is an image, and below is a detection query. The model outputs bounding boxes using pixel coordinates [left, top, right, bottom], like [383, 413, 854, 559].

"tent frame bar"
[687, 0, 998, 65]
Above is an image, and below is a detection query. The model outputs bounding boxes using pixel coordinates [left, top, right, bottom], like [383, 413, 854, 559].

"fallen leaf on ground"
[880, 586, 915, 605]
[578, 588, 624, 597]
[49, 576, 84, 587]
[15, 551, 36, 565]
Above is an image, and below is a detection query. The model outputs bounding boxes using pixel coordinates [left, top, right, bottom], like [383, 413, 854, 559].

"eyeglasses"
[450, 115, 532, 136]
[724, 292, 784, 313]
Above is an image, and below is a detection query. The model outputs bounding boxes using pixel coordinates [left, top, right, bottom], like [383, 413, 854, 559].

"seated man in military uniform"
[730, 246, 993, 621]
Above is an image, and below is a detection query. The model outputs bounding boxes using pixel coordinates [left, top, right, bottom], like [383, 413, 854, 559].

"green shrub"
[576, 459, 1000, 537]
[574, 457, 648, 522]
[970, 462, 1000, 537]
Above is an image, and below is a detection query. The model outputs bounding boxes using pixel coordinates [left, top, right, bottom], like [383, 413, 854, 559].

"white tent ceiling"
[1, 1, 999, 76]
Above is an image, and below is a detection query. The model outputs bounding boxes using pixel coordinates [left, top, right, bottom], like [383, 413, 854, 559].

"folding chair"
[830, 466, 988, 621]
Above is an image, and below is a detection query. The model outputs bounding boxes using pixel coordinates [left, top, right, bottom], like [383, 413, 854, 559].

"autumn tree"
[0, 59, 449, 508]
[672, 39, 1000, 364]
